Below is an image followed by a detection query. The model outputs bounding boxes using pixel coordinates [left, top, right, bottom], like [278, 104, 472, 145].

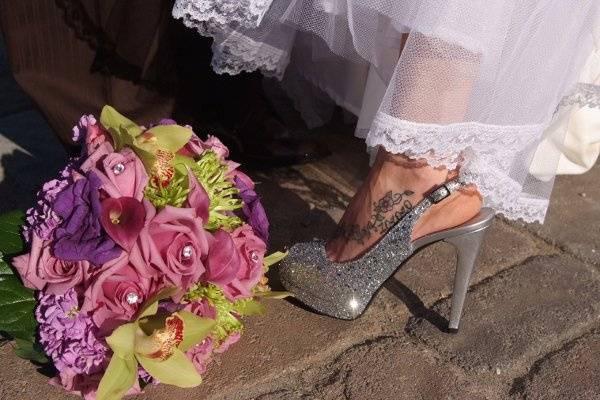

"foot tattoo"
[334, 189, 414, 245]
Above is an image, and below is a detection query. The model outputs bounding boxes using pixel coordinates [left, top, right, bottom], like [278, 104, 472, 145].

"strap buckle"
[428, 184, 451, 204]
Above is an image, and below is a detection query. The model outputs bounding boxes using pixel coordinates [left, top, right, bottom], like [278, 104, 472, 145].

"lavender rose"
[93, 148, 148, 201]
[223, 224, 266, 300]
[12, 234, 87, 295]
[52, 171, 121, 266]
[203, 230, 241, 289]
[131, 204, 209, 293]
[82, 252, 156, 332]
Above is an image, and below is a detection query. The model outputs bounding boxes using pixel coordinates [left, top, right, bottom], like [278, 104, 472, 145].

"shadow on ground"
[0, 36, 67, 213]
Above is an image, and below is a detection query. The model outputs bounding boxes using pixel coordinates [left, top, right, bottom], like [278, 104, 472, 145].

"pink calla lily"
[100, 197, 146, 251]
[186, 172, 210, 223]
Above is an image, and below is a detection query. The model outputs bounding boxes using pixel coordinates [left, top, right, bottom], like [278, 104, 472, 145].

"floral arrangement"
[0, 106, 286, 399]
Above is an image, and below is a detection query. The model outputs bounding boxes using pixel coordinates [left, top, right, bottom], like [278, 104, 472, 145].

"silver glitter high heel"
[279, 179, 494, 332]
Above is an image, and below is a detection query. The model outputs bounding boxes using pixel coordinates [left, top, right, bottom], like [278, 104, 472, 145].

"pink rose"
[184, 298, 217, 320]
[203, 135, 229, 160]
[50, 370, 142, 400]
[80, 142, 114, 173]
[12, 234, 86, 295]
[222, 224, 266, 300]
[215, 332, 241, 353]
[186, 338, 213, 375]
[82, 253, 156, 332]
[178, 134, 230, 160]
[85, 123, 112, 156]
[203, 230, 241, 289]
[71, 114, 112, 156]
[93, 148, 148, 200]
[178, 134, 205, 158]
[131, 204, 209, 293]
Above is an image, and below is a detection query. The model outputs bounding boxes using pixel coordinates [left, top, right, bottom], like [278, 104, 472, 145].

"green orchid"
[96, 289, 216, 400]
[99, 105, 194, 187]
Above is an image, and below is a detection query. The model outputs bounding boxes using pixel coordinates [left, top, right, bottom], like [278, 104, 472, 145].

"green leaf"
[12, 338, 48, 363]
[137, 348, 202, 388]
[177, 311, 216, 352]
[254, 291, 293, 299]
[106, 322, 138, 358]
[0, 258, 37, 341]
[232, 299, 266, 316]
[263, 251, 287, 270]
[96, 354, 138, 400]
[0, 210, 25, 256]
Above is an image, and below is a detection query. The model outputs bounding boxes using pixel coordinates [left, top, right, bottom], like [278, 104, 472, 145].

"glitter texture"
[278, 181, 465, 320]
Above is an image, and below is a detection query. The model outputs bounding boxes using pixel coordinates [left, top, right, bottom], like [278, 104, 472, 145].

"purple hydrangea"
[36, 289, 108, 375]
[72, 115, 97, 143]
[234, 176, 269, 243]
[52, 171, 121, 266]
[23, 163, 76, 243]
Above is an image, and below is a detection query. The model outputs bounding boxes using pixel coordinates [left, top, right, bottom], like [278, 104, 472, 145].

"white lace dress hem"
[366, 113, 549, 223]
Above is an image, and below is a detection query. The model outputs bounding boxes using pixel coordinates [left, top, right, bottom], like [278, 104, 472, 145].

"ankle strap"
[426, 180, 464, 204]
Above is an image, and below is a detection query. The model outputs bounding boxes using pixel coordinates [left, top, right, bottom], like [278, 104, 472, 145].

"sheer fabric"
[173, 0, 600, 222]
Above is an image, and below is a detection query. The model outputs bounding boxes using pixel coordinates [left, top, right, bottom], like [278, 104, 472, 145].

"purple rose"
[235, 176, 269, 243]
[52, 171, 121, 266]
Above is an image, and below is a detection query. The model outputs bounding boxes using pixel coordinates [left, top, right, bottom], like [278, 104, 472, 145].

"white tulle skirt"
[173, 0, 600, 222]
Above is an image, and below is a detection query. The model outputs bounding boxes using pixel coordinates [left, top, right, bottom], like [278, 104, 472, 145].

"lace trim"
[210, 30, 288, 77]
[172, 0, 273, 35]
[559, 82, 600, 109]
[366, 112, 548, 222]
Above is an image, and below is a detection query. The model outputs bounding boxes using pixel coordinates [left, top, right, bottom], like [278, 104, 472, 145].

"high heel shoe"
[278, 179, 494, 332]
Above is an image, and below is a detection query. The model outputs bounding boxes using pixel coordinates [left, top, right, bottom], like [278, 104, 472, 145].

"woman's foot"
[326, 149, 483, 262]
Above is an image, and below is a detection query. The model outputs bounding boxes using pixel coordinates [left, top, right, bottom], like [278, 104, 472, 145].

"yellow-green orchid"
[99, 105, 195, 187]
[96, 289, 216, 400]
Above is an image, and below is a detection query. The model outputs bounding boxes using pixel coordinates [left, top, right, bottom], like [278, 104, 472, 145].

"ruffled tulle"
[173, 0, 600, 222]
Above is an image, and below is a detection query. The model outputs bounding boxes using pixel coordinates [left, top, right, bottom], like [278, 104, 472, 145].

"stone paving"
[1, 40, 599, 400]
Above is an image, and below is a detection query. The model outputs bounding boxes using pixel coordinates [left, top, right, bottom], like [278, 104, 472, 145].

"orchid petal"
[142, 125, 193, 153]
[137, 348, 202, 388]
[100, 105, 142, 150]
[96, 353, 138, 400]
[177, 310, 216, 352]
[105, 322, 138, 358]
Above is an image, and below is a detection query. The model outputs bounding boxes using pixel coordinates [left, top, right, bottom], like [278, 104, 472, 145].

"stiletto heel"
[279, 179, 495, 326]
[444, 226, 489, 333]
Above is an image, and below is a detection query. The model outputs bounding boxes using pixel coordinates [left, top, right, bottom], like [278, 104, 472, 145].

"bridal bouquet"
[0, 106, 286, 399]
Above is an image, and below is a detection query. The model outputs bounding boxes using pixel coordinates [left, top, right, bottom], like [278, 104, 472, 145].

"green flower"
[185, 284, 265, 342]
[190, 151, 243, 231]
[96, 289, 215, 400]
[144, 170, 190, 208]
[100, 105, 194, 187]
